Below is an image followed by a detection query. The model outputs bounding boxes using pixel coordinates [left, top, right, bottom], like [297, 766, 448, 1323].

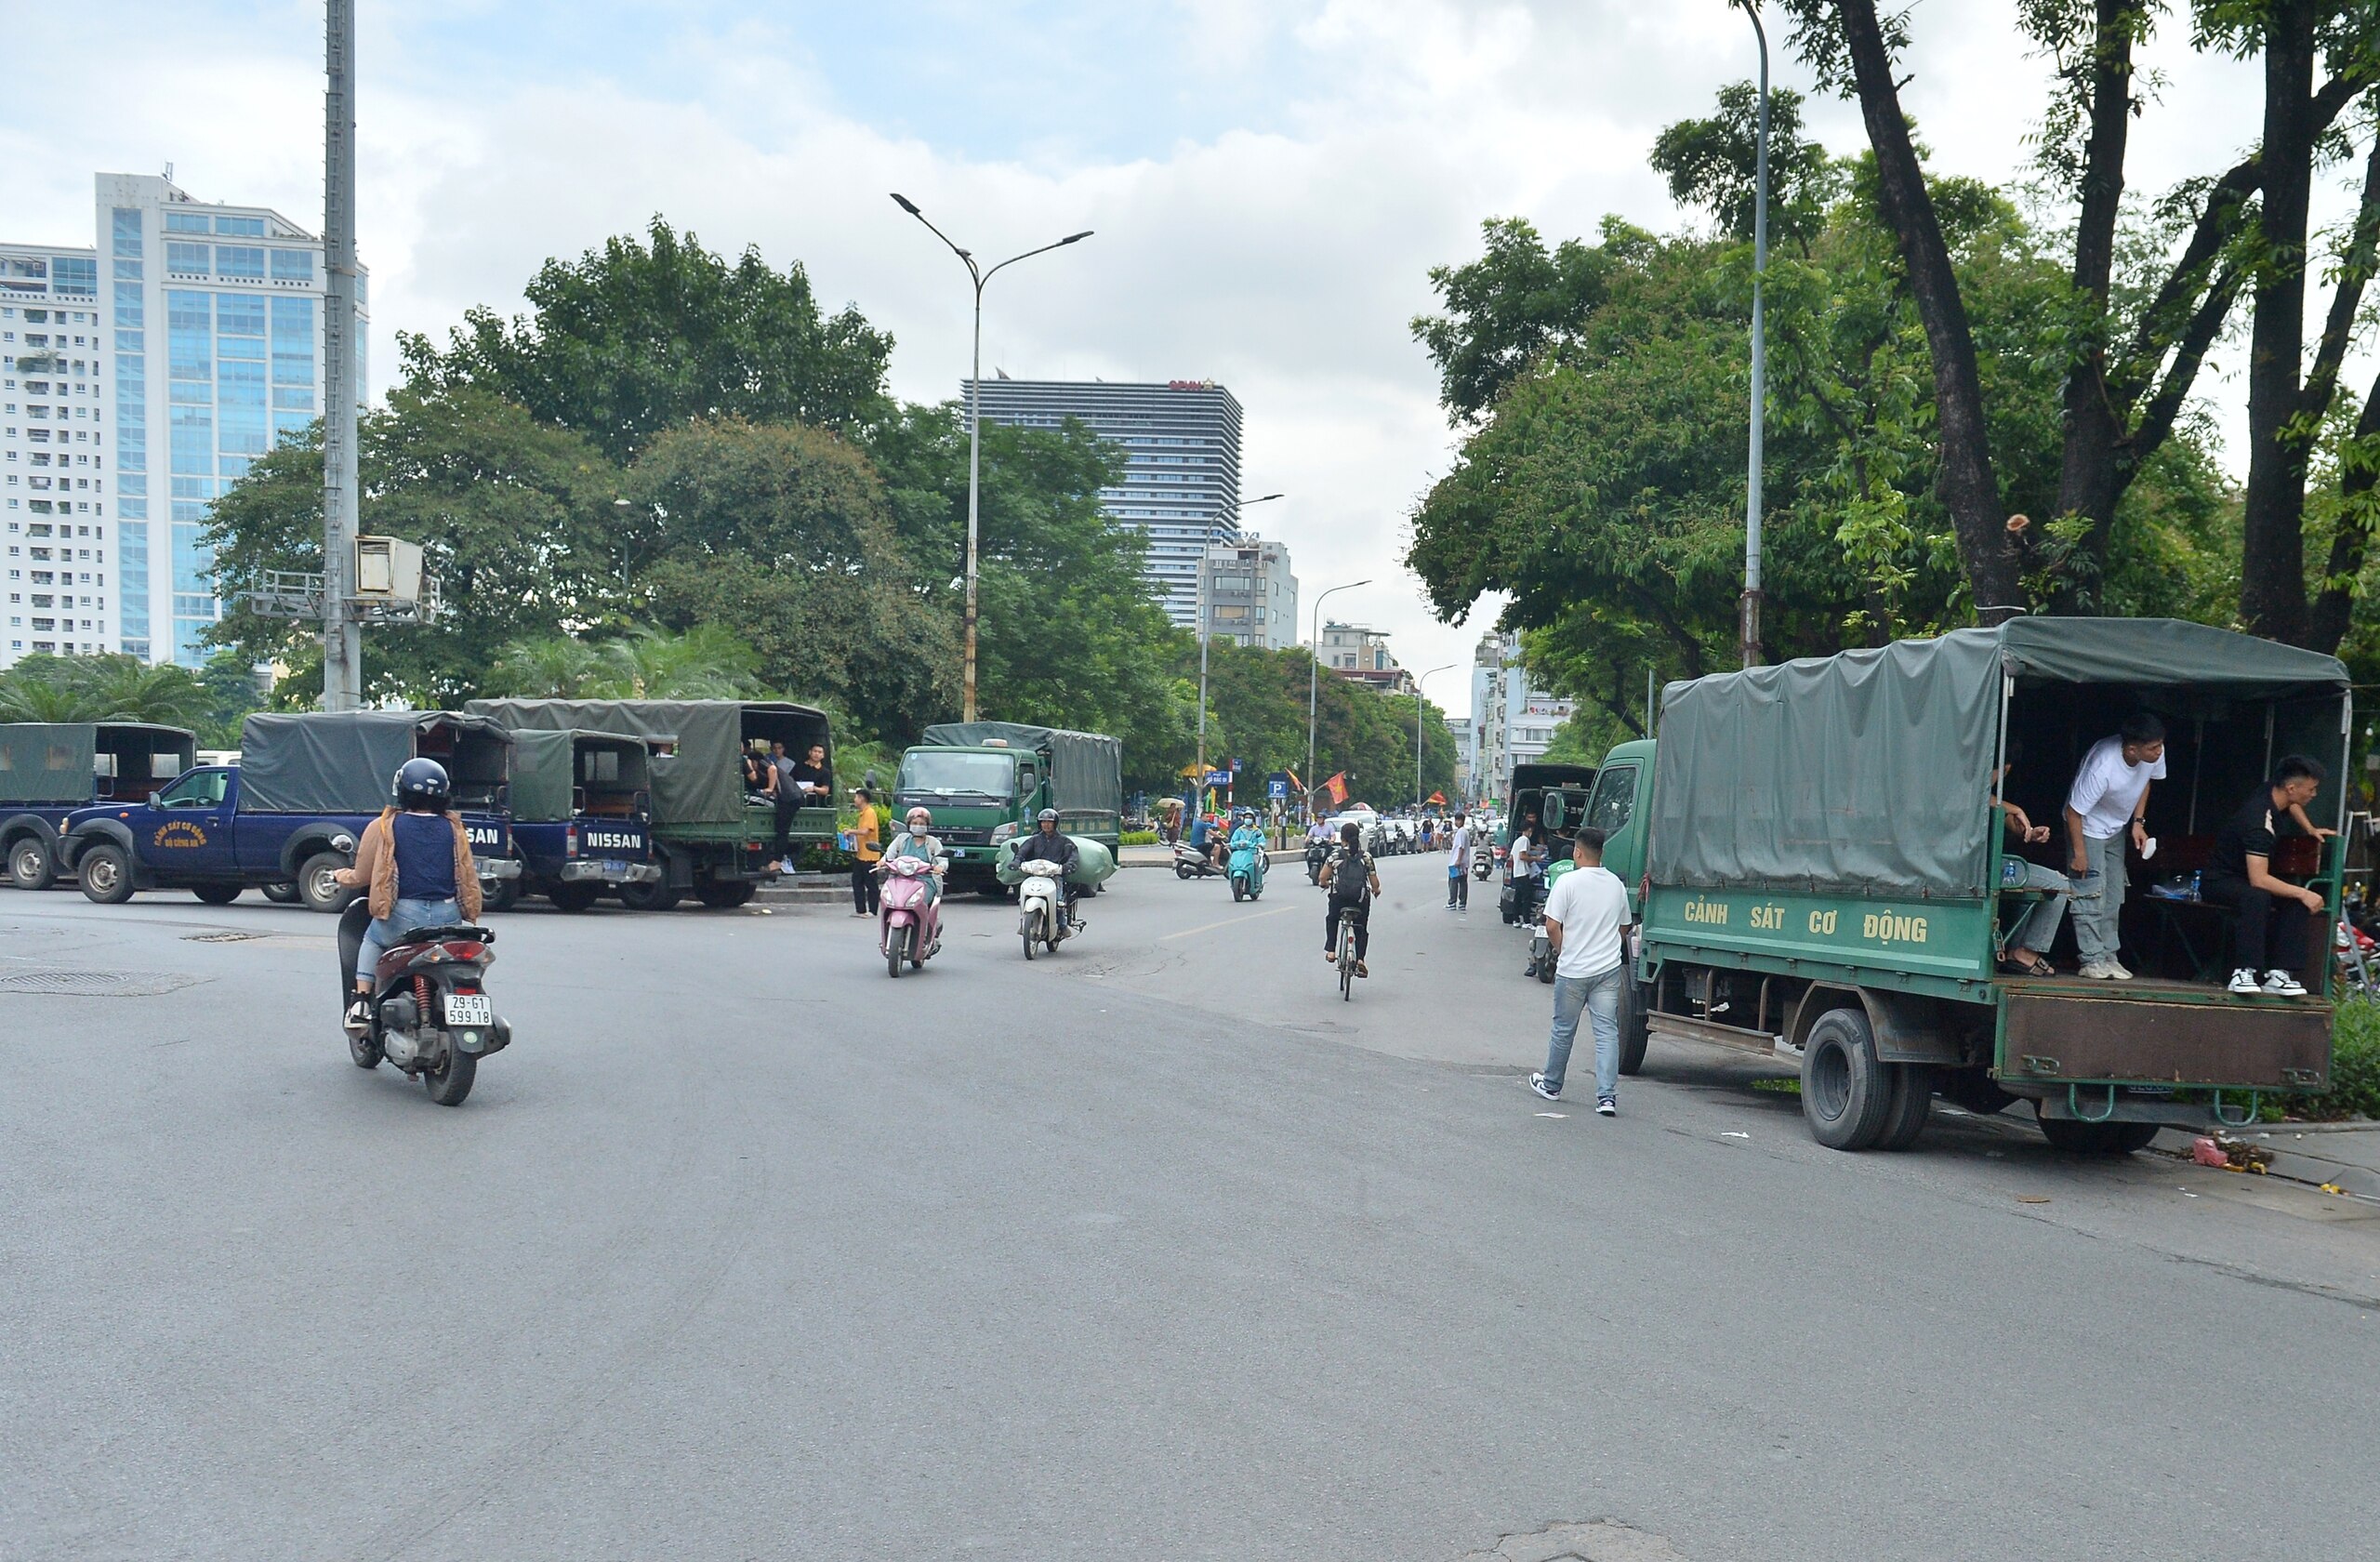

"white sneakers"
[2230, 968, 2308, 997]
[2079, 960, 2134, 981]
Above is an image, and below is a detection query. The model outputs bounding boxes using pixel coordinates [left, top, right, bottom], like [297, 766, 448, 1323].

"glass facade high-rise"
[966, 378, 1244, 625]
[0, 241, 108, 668]
[96, 172, 364, 666]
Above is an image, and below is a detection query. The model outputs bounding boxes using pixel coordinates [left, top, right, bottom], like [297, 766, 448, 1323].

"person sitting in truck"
[2207, 755, 2330, 999]
[2062, 713, 2167, 982]
[335, 758, 483, 1031]
[1992, 737, 2072, 978]
[742, 744, 777, 800]
[1013, 807, 1084, 927]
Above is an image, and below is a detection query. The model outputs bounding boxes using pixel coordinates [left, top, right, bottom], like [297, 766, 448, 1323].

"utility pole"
[1196, 494, 1282, 814]
[1739, 0, 1771, 671]
[321, 0, 362, 709]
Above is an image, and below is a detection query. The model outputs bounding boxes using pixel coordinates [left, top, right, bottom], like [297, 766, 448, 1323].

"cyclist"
[1317, 819, 1382, 978]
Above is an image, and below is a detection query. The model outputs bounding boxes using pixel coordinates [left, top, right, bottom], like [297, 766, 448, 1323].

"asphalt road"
[5, 856, 2377, 1561]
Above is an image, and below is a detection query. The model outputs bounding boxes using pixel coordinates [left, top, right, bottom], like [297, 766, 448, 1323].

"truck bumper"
[476, 857, 522, 881]
[558, 859, 661, 885]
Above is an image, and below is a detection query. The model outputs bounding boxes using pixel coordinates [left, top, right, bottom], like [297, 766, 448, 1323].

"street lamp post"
[1304, 579, 1370, 824]
[891, 194, 1092, 721]
[1413, 664, 1456, 813]
[1196, 492, 1283, 814]
[1738, 0, 1771, 670]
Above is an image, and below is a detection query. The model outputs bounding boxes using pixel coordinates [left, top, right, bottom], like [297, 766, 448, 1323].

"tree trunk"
[2051, 0, 2143, 611]
[2307, 366, 2380, 655]
[1835, 0, 2024, 620]
[2238, 1, 2320, 646]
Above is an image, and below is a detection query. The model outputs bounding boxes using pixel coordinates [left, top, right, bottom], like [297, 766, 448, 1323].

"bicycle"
[1336, 905, 1358, 1000]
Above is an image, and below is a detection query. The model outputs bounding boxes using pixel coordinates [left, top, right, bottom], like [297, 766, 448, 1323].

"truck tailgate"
[2001, 987, 2331, 1089]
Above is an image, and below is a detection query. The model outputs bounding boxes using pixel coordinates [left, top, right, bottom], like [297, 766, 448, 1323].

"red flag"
[1321, 772, 1349, 807]
[1427, 790, 1447, 806]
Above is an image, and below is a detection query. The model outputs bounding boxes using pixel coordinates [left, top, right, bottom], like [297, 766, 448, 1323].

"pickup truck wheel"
[1618, 981, 1651, 1076]
[1875, 1065, 1935, 1151]
[262, 881, 300, 905]
[549, 882, 602, 913]
[8, 836, 55, 891]
[481, 876, 521, 914]
[298, 854, 353, 914]
[616, 880, 681, 912]
[192, 883, 243, 906]
[78, 843, 135, 905]
[695, 880, 755, 908]
[2035, 1111, 2161, 1155]
[1801, 1007, 1893, 1151]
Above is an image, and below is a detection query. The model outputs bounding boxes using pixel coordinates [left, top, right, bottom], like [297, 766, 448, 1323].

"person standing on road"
[847, 787, 883, 917]
[2062, 714, 2166, 980]
[1318, 821, 1381, 978]
[1446, 815, 1473, 910]
[2207, 755, 2330, 997]
[1529, 827, 1633, 1116]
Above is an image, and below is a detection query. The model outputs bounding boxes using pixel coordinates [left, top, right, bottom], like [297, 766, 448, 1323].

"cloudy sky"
[0, 1, 2288, 698]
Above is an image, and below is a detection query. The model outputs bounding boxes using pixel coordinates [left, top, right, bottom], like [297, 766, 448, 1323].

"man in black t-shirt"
[2205, 755, 2329, 997]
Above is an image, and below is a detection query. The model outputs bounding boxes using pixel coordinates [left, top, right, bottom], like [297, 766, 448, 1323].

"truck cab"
[895, 722, 1124, 893]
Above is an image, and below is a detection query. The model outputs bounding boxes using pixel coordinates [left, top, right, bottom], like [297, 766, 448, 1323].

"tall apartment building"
[1467, 631, 1576, 805]
[0, 242, 107, 666]
[99, 172, 362, 666]
[967, 377, 1243, 626]
[1198, 531, 1297, 650]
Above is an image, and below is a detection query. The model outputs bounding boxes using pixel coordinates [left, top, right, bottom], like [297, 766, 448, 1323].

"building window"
[164, 211, 210, 234]
[165, 243, 210, 274]
[215, 216, 267, 237]
[269, 249, 314, 282]
[216, 246, 266, 280]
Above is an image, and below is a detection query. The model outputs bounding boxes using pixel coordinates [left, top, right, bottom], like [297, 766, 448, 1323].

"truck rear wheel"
[298, 854, 352, 914]
[481, 875, 521, 914]
[8, 836, 55, 891]
[2035, 1110, 2161, 1155]
[549, 882, 602, 913]
[192, 883, 243, 906]
[695, 880, 755, 908]
[616, 880, 681, 912]
[1876, 1065, 1935, 1151]
[78, 843, 135, 905]
[1801, 1007, 1893, 1151]
[262, 881, 300, 905]
[1618, 980, 1651, 1076]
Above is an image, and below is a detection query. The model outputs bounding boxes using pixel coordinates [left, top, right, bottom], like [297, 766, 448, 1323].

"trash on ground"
[2016, 1195, 2052, 1204]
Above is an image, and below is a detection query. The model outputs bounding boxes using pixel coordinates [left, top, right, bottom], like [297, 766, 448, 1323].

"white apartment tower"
[0, 241, 106, 665]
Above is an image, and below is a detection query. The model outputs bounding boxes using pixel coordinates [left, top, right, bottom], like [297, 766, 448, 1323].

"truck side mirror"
[1542, 794, 1569, 831]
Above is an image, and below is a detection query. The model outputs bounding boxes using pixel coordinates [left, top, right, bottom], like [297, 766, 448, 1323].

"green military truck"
[892, 721, 1122, 894]
[1574, 619, 2345, 1153]
[467, 698, 835, 910]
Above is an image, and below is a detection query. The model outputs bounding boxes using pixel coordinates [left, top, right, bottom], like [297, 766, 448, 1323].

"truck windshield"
[897, 751, 1016, 801]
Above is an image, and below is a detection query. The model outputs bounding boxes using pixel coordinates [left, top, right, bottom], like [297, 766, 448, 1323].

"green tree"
[485, 624, 760, 701]
[401, 217, 894, 463]
[0, 654, 212, 726]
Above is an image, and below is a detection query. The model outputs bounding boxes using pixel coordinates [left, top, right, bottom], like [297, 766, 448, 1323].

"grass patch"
[1748, 1077, 1802, 1095]
[1121, 830, 1160, 846]
[2289, 999, 2380, 1121]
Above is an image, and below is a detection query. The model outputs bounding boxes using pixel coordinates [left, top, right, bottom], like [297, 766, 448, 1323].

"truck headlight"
[990, 822, 1017, 844]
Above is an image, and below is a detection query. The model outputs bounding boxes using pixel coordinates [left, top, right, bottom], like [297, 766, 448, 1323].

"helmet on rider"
[1037, 808, 1060, 827]
[394, 757, 452, 812]
[905, 805, 933, 830]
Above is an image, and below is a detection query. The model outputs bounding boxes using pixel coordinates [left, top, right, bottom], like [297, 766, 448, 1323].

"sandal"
[1998, 952, 2055, 977]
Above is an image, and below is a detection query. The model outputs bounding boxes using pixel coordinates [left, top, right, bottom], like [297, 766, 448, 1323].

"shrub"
[2297, 1000, 2380, 1121]
[1120, 830, 1160, 846]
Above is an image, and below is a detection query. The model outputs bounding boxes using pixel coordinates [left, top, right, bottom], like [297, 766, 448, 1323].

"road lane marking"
[1158, 903, 1302, 942]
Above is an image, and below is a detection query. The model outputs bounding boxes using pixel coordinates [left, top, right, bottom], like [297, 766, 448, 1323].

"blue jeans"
[2001, 857, 2072, 954]
[1541, 962, 1626, 1101]
[356, 896, 462, 984]
[2069, 832, 2126, 963]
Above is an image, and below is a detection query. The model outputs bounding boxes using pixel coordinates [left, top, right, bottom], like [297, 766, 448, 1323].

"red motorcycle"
[337, 900, 513, 1105]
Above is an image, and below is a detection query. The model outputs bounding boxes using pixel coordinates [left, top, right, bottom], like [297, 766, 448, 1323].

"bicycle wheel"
[1338, 912, 1355, 1000]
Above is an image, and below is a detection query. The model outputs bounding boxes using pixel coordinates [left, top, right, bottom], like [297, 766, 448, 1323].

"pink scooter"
[878, 854, 944, 977]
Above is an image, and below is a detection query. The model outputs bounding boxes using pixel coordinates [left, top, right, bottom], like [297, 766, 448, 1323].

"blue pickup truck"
[2, 721, 197, 891]
[502, 727, 662, 912]
[57, 710, 519, 911]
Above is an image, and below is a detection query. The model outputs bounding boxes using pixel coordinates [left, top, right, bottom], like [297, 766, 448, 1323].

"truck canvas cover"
[466, 700, 827, 827]
[919, 721, 1123, 818]
[507, 728, 653, 823]
[0, 722, 195, 804]
[239, 710, 513, 815]
[1648, 618, 2349, 900]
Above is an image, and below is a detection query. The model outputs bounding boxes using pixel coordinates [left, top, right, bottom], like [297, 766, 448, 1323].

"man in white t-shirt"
[1528, 827, 1633, 1115]
[1446, 817, 1473, 910]
[2061, 713, 2167, 980]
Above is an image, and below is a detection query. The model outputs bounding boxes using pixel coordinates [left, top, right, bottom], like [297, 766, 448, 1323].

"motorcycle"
[1172, 840, 1223, 880]
[1304, 839, 1331, 885]
[1018, 857, 1075, 959]
[1472, 841, 1494, 880]
[1227, 835, 1267, 903]
[337, 899, 510, 1106]
[879, 853, 945, 976]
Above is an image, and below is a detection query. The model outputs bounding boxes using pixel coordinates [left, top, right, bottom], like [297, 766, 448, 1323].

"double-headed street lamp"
[891, 194, 1092, 721]
[1195, 492, 1283, 812]
[1413, 663, 1456, 813]
[1304, 578, 1370, 824]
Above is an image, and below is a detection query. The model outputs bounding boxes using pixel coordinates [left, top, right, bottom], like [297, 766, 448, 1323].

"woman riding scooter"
[335, 758, 483, 1031]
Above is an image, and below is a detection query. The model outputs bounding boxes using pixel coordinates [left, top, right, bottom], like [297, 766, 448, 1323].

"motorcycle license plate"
[445, 992, 494, 1026]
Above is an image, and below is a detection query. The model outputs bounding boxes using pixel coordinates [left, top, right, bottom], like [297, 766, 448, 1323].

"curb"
[2152, 1127, 2380, 1198]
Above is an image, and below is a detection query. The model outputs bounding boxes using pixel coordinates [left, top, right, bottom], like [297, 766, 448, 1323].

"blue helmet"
[394, 756, 451, 811]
